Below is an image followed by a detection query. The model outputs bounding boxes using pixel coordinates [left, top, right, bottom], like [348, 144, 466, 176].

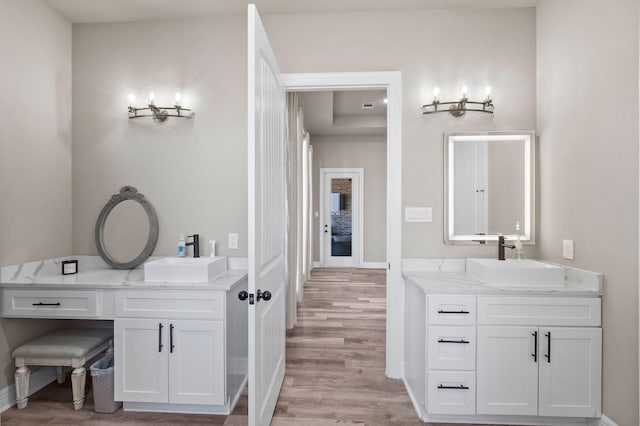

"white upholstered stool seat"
[13, 328, 113, 410]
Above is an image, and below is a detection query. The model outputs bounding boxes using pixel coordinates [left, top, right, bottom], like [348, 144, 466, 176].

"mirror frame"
[444, 130, 535, 244]
[95, 186, 159, 269]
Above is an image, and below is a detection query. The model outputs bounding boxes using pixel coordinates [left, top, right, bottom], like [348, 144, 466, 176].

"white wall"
[537, 1, 639, 424]
[72, 17, 248, 258]
[311, 135, 387, 263]
[263, 7, 536, 258]
[0, 0, 72, 389]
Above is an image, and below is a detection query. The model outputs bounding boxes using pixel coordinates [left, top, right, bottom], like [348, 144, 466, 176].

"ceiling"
[43, 0, 539, 23]
[298, 90, 387, 137]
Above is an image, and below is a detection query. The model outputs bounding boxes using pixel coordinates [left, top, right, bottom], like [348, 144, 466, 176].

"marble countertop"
[402, 258, 603, 296]
[0, 256, 247, 291]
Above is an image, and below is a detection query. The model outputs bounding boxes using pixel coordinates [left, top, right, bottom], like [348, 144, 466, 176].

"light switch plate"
[562, 239, 574, 260]
[405, 207, 433, 223]
[228, 233, 239, 250]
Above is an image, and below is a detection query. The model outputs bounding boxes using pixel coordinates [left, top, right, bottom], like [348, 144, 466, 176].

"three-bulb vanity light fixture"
[127, 92, 194, 123]
[422, 85, 494, 117]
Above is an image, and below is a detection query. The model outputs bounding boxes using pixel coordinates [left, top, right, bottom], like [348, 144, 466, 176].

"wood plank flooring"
[1, 268, 493, 425]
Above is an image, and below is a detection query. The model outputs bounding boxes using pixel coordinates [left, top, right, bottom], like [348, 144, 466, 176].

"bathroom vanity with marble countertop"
[403, 258, 602, 425]
[0, 255, 248, 415]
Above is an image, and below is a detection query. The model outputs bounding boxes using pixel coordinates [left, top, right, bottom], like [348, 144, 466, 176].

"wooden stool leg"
[71, 367, 86, 410]
[56, 366, 66, 384]
[15, 366, 30, 409]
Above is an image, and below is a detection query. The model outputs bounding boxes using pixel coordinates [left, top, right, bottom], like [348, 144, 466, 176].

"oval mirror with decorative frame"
[95, 186, 159, 269]
[444, 131, 535, 244]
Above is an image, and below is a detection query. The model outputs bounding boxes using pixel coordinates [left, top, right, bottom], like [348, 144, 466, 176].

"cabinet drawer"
[477, 296, 601, 326]
[115, 291, 224, 320]
[427, 371, 476, 415]
[427, 295, 476, 325]
[427, 326, 476, 371]
[1, 289, 99, 318]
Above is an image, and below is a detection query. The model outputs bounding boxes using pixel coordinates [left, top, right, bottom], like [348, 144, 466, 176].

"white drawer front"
[427, 371, 476, 415]
[427, 326, 476, 371]
[427, 295, 476, 325]
[115, 290, 224, 319]
[478, 296, 601, 326]
[2, 289, 99, 318]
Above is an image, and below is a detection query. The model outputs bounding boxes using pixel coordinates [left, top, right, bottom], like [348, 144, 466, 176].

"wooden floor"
[1, 268, 490, 425]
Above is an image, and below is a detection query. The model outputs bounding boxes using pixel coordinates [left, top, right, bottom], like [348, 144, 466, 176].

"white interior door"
[320, 168, 363, 267]
[247, 4, 287, 426]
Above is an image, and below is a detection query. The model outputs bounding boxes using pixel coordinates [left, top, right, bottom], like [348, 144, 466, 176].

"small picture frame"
[62, 259, 78, 275]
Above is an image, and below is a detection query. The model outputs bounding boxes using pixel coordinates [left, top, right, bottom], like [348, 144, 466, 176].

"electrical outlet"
[562, 239, 574, 260]
[228, 233, 239, 250]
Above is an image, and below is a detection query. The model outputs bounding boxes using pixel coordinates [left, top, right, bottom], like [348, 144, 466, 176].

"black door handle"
[238, 291, 248, 301]
[257, 290, 272, 302]
[158, 323, 164, 353]
[545, 331, 551, 363]
[531, 330, 538, 362]
[170, 324, 175, 353]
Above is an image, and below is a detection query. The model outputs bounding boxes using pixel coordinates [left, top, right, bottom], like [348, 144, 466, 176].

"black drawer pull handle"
[438, 339, 470, 344]
[437, 310, 470, 314]
[158, 323, 164, 353]
[532, 331, 538, 362]
[170, 324, 175, 353]
[438, 384, 470, 390]
[32, 302, 61, 306]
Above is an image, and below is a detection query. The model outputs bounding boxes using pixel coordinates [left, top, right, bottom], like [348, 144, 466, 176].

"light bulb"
[383, 98, 388, 104]
[485, 85, 492, 100]
[148, 92, 155, 105]
[461, 86, 468, 99]
[127, 93, 135, 107]
[175, 92, 182, 107]
[432, 87, 440, 102]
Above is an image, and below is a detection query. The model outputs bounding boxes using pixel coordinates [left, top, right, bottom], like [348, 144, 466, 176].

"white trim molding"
[0, 366, 57, 413]
[283, 71, 403, 378]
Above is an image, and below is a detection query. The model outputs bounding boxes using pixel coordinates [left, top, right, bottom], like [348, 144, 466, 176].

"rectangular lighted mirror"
[444, 131, 535, 244]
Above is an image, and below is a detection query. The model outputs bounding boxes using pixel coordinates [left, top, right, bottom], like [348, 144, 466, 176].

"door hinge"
[388, 262, 391, 270]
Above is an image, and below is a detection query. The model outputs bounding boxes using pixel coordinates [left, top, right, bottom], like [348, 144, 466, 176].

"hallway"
[271, 268, 421, 425]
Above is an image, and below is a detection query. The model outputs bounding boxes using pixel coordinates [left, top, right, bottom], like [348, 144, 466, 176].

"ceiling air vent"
[361, 101, 375, 110]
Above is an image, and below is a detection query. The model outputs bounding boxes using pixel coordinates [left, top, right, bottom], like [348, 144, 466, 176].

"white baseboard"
[599, 415, 618, 426]
[0, 367, 57, 413]
[361, 262, 386, 269]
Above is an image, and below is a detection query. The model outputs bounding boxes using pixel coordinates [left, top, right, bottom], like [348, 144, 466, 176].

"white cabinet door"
[115, 318, 168, 403]
[168, 320, 225, 405]
[477, 326, 538, 416]
[538, 327, 602, 418]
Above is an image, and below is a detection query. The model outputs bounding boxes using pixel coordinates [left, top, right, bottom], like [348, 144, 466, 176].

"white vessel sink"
[144, 257, 227, 283]
[466, 258, 565, 287]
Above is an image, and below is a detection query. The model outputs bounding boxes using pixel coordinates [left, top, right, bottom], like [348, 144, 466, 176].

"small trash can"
[90, 353, 122, 413]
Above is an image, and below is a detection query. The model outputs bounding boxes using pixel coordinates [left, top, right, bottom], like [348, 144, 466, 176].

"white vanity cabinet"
[113, 284, 247, 414]
[476, 296, 602, 419]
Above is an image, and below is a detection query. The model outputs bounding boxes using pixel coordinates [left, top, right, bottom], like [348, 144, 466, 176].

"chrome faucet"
[186, 234, 200, 258]
[497, 235, 515, 261]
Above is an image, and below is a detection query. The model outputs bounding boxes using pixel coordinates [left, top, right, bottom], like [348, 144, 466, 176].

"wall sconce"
[422, 86, 494, 117]
[127, 92, 194, 123]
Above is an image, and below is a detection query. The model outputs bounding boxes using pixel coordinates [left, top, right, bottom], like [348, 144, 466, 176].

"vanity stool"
[13, 328, 113, 410]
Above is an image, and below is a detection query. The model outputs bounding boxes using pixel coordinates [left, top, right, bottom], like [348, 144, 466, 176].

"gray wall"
[311, 135, 387, 263]
[0, 0, 72, 389]
[264, 8, 537, 259]
[72, 17, 248, 258]
[536, 1, 639, 424]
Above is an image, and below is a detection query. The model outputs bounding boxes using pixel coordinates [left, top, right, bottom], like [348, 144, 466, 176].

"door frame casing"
[319, 168, 364, 267]
[283, 71, 403, 378]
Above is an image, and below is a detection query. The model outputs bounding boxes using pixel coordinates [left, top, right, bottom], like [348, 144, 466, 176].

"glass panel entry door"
[330, 178, 352, 257]
[321, 169, 362, 268]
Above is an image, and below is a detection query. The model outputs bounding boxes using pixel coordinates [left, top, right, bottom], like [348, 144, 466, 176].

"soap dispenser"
[177, 234, 186, 257]
[513, 221, 525, 259]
